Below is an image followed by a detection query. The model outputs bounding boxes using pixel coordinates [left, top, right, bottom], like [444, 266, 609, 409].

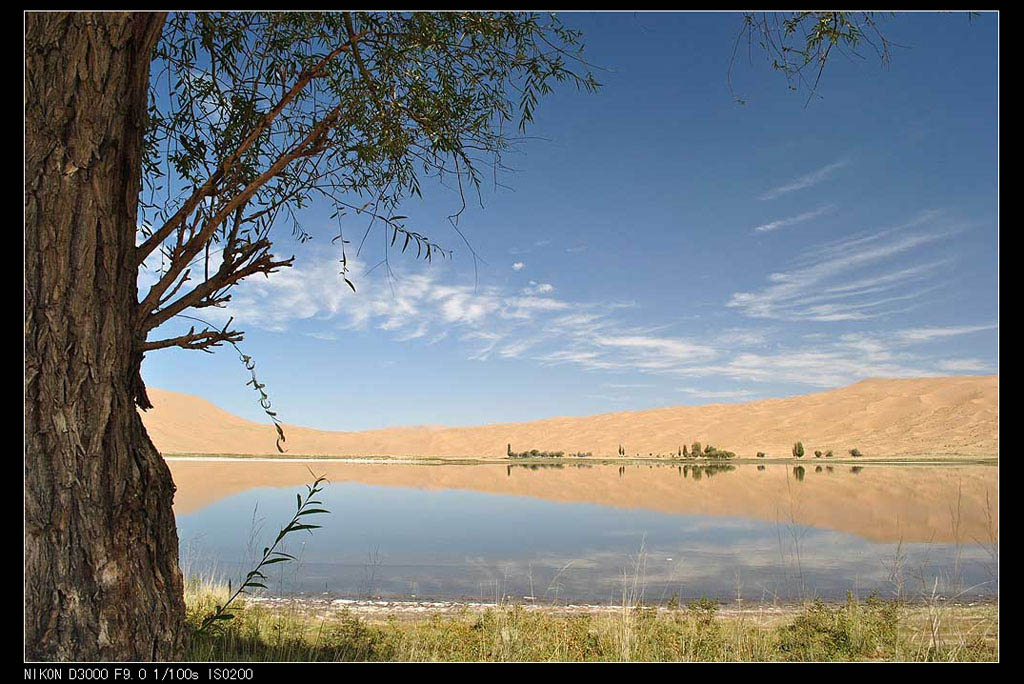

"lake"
[170, 460, 997, 604]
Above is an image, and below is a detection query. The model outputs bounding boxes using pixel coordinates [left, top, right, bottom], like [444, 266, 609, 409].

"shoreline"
[241, 593, 998, 620]
[164, 453, 998, 466]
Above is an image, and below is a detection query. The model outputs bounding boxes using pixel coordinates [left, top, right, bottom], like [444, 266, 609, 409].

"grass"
[183, 579, 997, 662]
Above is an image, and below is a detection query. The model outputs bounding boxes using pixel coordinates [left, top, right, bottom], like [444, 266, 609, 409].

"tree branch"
[134, 33, 366, 267]
[135, 56, 362, 327]
[143, 242, 294, 332]
[141, 325, 244, 353]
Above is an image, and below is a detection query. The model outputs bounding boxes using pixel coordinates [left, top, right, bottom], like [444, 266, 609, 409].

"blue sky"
[141, 11, 998, 431]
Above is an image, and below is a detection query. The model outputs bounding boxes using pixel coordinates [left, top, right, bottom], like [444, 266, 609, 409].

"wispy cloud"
[595, 335, 719, 369]
[894, 325, 995, 344]
[536, 318, 764, 377]
[667, 326, 994, 387]
[759, 159, 848, 200]
[178, 228, 991, 397]
[670, 348, 923, 387]
[938, 359, 993, 372]
[678, 387, 756, 401]
[199, 249, 611, 362]
[753, 204, 834, 233]
[728, 210, 960, 321]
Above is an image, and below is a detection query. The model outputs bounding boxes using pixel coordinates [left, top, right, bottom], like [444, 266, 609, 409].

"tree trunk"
[25, 12, 184, 661]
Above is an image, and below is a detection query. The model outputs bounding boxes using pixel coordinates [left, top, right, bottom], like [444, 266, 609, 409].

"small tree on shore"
[792, 442, 805, 458]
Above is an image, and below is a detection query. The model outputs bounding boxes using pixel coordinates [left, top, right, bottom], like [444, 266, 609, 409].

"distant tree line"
[688, 442, 736, 460]
[506, 444, 591, 459]
[612, 442, 737, 460]
[508, 441, 861, 460]
[790, 442, 856, 459]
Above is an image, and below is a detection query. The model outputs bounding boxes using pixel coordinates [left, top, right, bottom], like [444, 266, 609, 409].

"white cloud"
[522, 281, 555, 295]
[759, 159, 848, 200]
[678, 387, 756, 401]
[512, 261, 525, 271]
[669, 348, 931, 387]
[894, 325, 996, 344]
[167, 227, 990, 396]
[595, 335, 719, 368]
[437, 289, 501, 324]
[203, 256, 354, 332]
[728, 210, 959, 322]
[505, 296, 569, 314]
[196, 248, 596, 363]
[664, 323, 994, 387]
[498, 338, 543, 359]
[753, 205, 834, 233]
[938, 359, 993, 372]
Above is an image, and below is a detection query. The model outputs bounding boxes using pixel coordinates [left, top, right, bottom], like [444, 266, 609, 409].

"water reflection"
[507, 462, 597, 471]
[171, 460, 997, 603]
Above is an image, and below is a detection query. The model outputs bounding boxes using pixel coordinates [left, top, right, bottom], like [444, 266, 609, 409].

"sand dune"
[142, 375, 997, 459]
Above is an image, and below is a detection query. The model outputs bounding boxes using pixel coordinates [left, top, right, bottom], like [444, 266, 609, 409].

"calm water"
[171, 460, 997, 604]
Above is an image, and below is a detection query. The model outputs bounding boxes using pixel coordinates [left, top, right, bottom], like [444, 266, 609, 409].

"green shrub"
[777, 600, 856, 661]
[507, 447, 566, 459]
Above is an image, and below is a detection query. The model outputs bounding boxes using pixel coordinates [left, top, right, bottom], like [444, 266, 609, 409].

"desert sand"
[142, 375, 998, 460]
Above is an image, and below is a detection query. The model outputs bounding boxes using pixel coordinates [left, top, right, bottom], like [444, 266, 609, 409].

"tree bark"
[25, 12, 184, 661]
